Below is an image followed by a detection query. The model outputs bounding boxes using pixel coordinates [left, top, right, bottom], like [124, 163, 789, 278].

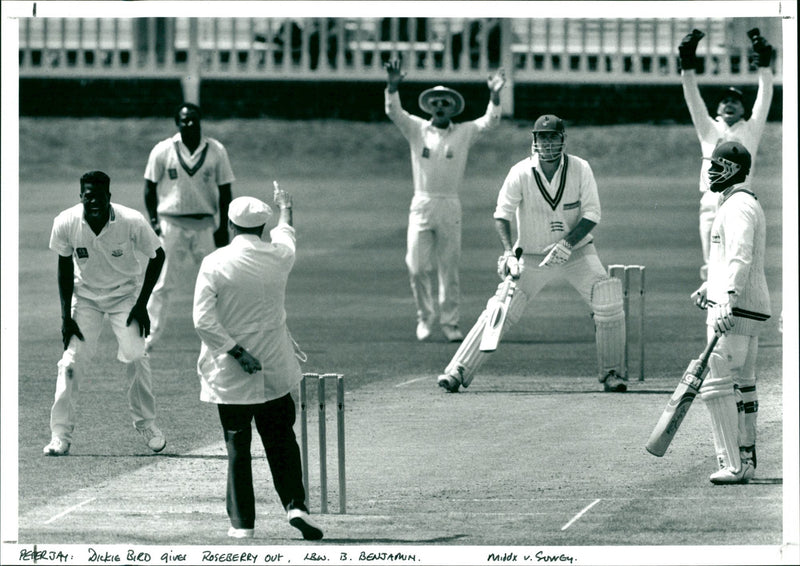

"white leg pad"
[591, 278, 626, 376]
[444, 284, 529, 388]
[701, 353, 741, 471]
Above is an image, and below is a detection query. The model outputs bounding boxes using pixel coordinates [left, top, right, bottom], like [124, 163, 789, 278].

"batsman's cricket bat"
[645, 334, 720, 457]
[479, 248, 523, 353]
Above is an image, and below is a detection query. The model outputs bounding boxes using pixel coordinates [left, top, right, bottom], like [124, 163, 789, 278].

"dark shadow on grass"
[321, 534, 469, 544]
[67, 453, 227, 459]
[467, 389, 676, 395]
[749, 478, 782, 485]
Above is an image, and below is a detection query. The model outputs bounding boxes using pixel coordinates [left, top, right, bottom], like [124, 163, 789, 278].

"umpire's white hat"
[418, 86, 464, 116]
[228, 196, 272, 228]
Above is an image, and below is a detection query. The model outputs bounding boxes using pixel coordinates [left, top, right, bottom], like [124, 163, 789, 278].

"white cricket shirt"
[494, 153, 601, 254]
[385, 89, 500, 197]
[193, 225, 302, 404]
[144, 133, 235, 216]
[49, 203, 161, 302]
[682, 68, 773, 192]
[705, 184, 771, 336]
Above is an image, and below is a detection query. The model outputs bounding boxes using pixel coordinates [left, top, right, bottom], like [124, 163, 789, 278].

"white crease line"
[44, 497, 95, 525]
[395, 376, 428, 387]
[561, 498, 601, 531]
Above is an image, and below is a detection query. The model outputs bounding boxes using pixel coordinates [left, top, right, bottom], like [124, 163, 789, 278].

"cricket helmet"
[704, 141, 751, 191]
[531, 114, 566, 161]
[418, 86, 465, 117]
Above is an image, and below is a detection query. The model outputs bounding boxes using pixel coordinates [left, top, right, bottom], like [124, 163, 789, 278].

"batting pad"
[591, 278, 625, 374]
[444, 285, 529, 388]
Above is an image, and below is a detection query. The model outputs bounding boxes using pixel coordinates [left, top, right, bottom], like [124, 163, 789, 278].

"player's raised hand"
[690, 283, 708, 309]
[384, 59, 406, 90]
[273, 181, 292, 209]
[487, 68, 506, 93]
[126, 302, 151, 337]
[61, 316, 84, 350]
[678, 29, 704, 56]
[678, 29, 704, 71]
[748, 28, 773, 67]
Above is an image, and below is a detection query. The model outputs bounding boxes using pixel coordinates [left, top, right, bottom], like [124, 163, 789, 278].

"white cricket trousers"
[147, 216, 215, 348]
[444, 244, 614, 384]
[406, 195, 462, 328]
[50, 294, 157, 442]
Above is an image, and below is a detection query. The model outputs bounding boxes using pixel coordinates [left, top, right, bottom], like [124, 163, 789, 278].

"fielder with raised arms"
[437, 115, 627, 393]
[385, 59, 506, 343]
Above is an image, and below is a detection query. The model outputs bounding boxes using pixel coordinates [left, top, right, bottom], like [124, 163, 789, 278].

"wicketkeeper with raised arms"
[437, 115, 628, 393]
[690, 142, 770, 484]
[678, 27, 774, 282]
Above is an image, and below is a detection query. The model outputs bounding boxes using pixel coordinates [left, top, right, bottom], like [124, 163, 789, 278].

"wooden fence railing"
[18, 17, 783, 111]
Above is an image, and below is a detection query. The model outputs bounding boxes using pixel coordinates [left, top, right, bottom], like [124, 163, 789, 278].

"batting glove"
[126, 302, 151, 337]
[691, 282, 708, 310]
[678, 29, 704, 71]
[749, 31, 773, 68]
[710, 302, 735, 335]
[497, 250, 523, 280]
[538, 239, 572, 267]
[61, 317, 84, 350]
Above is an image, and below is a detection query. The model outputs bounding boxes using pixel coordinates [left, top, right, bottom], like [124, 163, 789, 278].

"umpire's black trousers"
[218, 393, 307, 529]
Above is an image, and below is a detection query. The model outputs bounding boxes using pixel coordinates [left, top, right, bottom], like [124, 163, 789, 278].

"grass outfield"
[11, 119, 789, 558]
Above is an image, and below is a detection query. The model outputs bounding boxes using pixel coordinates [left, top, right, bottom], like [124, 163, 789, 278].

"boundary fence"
[17, 17, 783, 117]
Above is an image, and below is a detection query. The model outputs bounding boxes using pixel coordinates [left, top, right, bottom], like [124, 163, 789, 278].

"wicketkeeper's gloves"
[748, 28, 773, 68]
[678, 29, 705, 71]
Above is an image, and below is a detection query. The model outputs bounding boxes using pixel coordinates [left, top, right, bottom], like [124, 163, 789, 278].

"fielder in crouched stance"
[690, 142, 770, 484]
[438, 115, 627, 393]
[193, 191, 322, 540]
[45, 171, 166, 456]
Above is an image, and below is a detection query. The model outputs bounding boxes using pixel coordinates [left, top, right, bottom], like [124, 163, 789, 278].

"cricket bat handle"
[645, 334, 720, 457]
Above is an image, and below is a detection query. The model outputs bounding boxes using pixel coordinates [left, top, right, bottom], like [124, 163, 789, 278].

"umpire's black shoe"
[287, 502, 323, 541]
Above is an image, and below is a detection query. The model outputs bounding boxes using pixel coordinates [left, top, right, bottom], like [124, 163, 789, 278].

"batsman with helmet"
[690, 142, 770, 484]
[678, 27, 775, 282]
[437, 115, 627, 394]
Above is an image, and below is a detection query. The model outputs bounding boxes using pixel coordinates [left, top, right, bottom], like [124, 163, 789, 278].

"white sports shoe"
[287, 508, 324, 541]
[416, 321, 433, 342]
[441, 325, 464, 343]
[43, 437, 70, 456]
[227, 527, 254, 538]
[137, 425, 166, 453]
[709, 462, 755, 485]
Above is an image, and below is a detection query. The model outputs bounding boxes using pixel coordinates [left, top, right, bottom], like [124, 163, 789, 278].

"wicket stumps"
[608, 265, 645, 381]
[300, 373, 346, 514]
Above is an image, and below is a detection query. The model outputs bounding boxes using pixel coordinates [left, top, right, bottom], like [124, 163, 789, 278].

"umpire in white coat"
[192, 190, 322, 541]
